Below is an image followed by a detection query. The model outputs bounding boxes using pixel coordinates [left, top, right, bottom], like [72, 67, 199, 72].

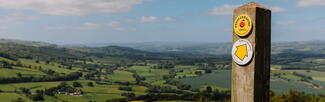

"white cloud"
[270, 6, 285, 13]
[276, 21, 296, 25]
[47, 15, 174, 31]
[0, 0, 143, 16]
[138, 16, 175, 23]
[47, 22, 106, 30]
[164, 16, 175, 22]
[297, 0, 325, 7]
[0, 13, 37, 25]
[46, 21, 135, 31]
[140, 16, 158, 23]
[207, 4, 239, 16]
[75, 22, 103, 30]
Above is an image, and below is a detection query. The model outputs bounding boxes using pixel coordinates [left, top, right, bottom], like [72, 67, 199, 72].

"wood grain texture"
[231, 2, 271, 102]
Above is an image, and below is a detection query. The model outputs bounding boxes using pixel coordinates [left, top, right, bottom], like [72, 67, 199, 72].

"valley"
[0, 39, 325, 102]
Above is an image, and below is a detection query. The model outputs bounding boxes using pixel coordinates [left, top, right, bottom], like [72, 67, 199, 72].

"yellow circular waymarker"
[234, 14, 252, 37]
[232, 39, 253, 65]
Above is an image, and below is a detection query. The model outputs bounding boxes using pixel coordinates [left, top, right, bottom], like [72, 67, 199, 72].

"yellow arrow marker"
[235, 44, 248, 61]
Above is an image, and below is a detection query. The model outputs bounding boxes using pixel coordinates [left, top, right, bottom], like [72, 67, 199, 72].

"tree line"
[0, 72, 82, 84]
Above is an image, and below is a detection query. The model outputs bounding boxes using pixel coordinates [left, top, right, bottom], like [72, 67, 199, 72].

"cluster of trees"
[19, 88, 44, 101]
[81, 64, 117, 72]
[44, 82, 83, 97]
[109, 87, 230, 102]
[84, 71, 100, 80]
[152, 63, 175, 69]
[163, 69, 176, 80]
[88, 82, 94, 87]
[0, 52, 18, 61]
[109, 88, 325, 102]
[293, 72, 313, 81]
[165, 79, 191, 90]
[121, 93, 135, 98]
[86, 46, 169, 61]
[0, 60, 31, 69]
[132, 72, 146, 84]
[119, 86, 132, 91]
[146, 85, 184, 94]
[40, 69, 56, 75]
[73, 81, 83, 87]
[0, 72, 82, 84]
[14, 82, 83, 101]
[271, 52, 325, 70]
[270, 90, 325, 102]
[0, 60, 13, 68]
[115, 81, 132, 86]
[163, 69, 192, 90]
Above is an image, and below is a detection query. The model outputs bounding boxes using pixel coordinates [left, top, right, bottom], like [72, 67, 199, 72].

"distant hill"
[83, 46, 170, 60]
[3, 38, 325, 56]
[0, 41, 84, 61]
[0, 39, 170, 61]
[86, 46, 155, 56]
[272, 41, 325, 54]
[0, 39, 55, 47]
[104, 41, 325, 55]
[0, 38, 325, 71]
[80, 42, 232, 55]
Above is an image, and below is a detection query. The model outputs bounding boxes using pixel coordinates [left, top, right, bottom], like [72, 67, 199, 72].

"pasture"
[179, 70, 231, 89]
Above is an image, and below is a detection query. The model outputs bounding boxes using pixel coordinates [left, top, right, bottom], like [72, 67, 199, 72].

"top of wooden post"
[234, 2, 270, 11]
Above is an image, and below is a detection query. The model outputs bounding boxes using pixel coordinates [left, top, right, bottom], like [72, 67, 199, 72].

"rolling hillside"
[0, 39, 324, 101]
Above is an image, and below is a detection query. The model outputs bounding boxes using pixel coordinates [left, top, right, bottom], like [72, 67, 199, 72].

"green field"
[55, 93, 123, 102]
[0, 68, 45, 78]
[0, 82, 61, 92]
[175, 65, 201, 78]
[128, 66, 170, 86]
[0, 93, 32, 102]
[179, 70, 231, 89]
[179, 69, 325, 94]
[107, 70, 136, 82]
[19, 59, 79, 74]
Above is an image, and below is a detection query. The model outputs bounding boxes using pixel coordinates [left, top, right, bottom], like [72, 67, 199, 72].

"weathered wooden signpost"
[231, 2, 271, 102]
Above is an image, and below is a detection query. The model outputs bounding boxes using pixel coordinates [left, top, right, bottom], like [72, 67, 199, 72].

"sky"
[0, 0, 324, 44]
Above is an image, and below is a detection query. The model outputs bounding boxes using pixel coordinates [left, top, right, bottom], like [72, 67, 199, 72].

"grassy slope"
[107, 70, 136, 82]
[175, 65, 200, 78]
[20, 59, 79, 74]
[0, 93, 32, 102]
[0, 56, 151, 102]
[128, 66, 170, 87]
[0, 68, 45, 78]
[0, 82, 61, 92]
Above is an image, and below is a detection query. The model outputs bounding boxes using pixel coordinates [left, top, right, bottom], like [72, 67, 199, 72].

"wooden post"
[231, 2, 271, 102]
